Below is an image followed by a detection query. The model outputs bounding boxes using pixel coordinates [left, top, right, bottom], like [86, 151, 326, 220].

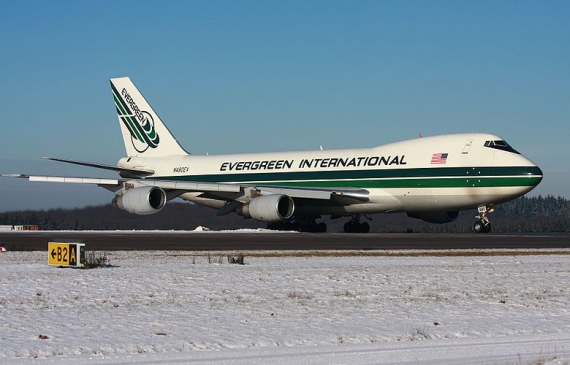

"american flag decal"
[431, 153, 448, 164]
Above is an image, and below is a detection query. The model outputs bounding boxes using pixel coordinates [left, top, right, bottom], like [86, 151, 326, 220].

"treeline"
[0, 203, 263, 231]
[0, 195, 568, 233]
[418, 195, 570, 233]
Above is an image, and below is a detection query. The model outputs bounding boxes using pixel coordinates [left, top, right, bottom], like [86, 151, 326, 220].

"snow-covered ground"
[1, 249, 570, 364]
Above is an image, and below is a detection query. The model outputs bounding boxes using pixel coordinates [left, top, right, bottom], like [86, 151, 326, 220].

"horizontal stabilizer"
[44, 157, 154, 177]
[28, 176, 120, 185]
[1, 174, 120, 186]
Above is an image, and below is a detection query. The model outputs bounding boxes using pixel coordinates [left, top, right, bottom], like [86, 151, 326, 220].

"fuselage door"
[462, 140, 473, 154]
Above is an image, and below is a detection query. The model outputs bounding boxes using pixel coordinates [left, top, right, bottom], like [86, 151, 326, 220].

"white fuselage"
[118, 133, 542, 215]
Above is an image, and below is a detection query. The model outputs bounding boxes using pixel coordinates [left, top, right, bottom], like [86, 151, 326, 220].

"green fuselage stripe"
[244, 177, 543, 189]
[151, 166, 542, 189]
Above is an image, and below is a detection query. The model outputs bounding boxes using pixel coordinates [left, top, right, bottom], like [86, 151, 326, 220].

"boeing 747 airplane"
[3, 77, 543, 233]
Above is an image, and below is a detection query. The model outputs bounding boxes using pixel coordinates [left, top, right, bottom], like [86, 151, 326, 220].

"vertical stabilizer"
[111, 77, 189, 157]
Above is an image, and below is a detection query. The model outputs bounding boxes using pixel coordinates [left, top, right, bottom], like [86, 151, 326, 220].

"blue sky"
[1, 1, 569, 211]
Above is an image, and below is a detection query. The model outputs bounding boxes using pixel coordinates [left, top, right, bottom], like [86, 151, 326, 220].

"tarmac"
[1, 231, 569, 251]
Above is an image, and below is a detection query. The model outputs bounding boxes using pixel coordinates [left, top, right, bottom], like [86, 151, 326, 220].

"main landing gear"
[473, 204, 494, 233]
[267, 216, 327, 233]
[343, 215, 371, 233]
[298, 220, 327, 233]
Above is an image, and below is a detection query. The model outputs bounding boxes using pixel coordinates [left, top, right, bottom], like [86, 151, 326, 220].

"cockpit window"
[484, 140, 520, 154]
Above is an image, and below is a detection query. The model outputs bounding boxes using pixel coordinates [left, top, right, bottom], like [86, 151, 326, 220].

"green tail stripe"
[120, 115, 144, 142]
[130, 118, 159, 148]
[112, 82, 159, 149]
[114, 95, 129, 116]
[111, 83, 132, 116]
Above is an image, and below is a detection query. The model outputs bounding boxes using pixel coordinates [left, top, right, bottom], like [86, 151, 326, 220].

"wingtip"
[1, 174, 29, 178]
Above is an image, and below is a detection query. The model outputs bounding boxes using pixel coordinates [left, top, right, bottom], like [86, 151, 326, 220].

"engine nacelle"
[407, 211, 460, 224]
[112, 187, 166, 215]
[238, 195, 295, 223]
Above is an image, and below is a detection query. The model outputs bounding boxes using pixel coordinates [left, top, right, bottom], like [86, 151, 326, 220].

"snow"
[3, 227, 297, 235]
[1, 249, 570, 364]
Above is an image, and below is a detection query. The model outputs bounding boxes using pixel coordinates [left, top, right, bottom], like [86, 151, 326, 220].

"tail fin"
[111, 77, 189, 157]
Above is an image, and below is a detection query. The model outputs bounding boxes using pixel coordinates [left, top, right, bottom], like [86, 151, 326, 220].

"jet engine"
[112, 186, 167, 215]
[407, 211, 460, 224]
[238, 194, 295, 223]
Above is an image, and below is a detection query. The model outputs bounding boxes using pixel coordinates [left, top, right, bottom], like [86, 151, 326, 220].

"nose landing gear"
[474, 204, 494, 233]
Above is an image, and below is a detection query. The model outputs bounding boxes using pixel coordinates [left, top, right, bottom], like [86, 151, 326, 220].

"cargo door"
[462, 139, 473, 154]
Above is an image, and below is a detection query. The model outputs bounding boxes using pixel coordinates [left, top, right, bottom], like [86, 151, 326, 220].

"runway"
[1, 231, 569, 251]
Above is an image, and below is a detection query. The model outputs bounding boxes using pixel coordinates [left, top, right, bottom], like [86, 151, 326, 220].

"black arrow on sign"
[51, 249, 57, 259]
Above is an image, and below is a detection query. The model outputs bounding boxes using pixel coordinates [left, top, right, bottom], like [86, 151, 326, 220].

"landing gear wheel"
[343, 215, 371, 233]
[267, 221, 298, 231]
[473, 204, 494, 233]
[473, 221, 483, 233]
[473, 220, 488, 233]
[288, 215, 327, 233]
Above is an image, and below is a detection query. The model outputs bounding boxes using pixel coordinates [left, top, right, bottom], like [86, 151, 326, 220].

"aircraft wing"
[3, 173, 369, 204]
[133, 180, 370, 204]
[253, 185, 369, 204]
[3, 174, 121, 186]
[2, 174, 242, 194]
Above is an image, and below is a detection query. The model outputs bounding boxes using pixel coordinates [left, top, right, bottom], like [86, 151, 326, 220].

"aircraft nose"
[527, 165, 543, 187]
